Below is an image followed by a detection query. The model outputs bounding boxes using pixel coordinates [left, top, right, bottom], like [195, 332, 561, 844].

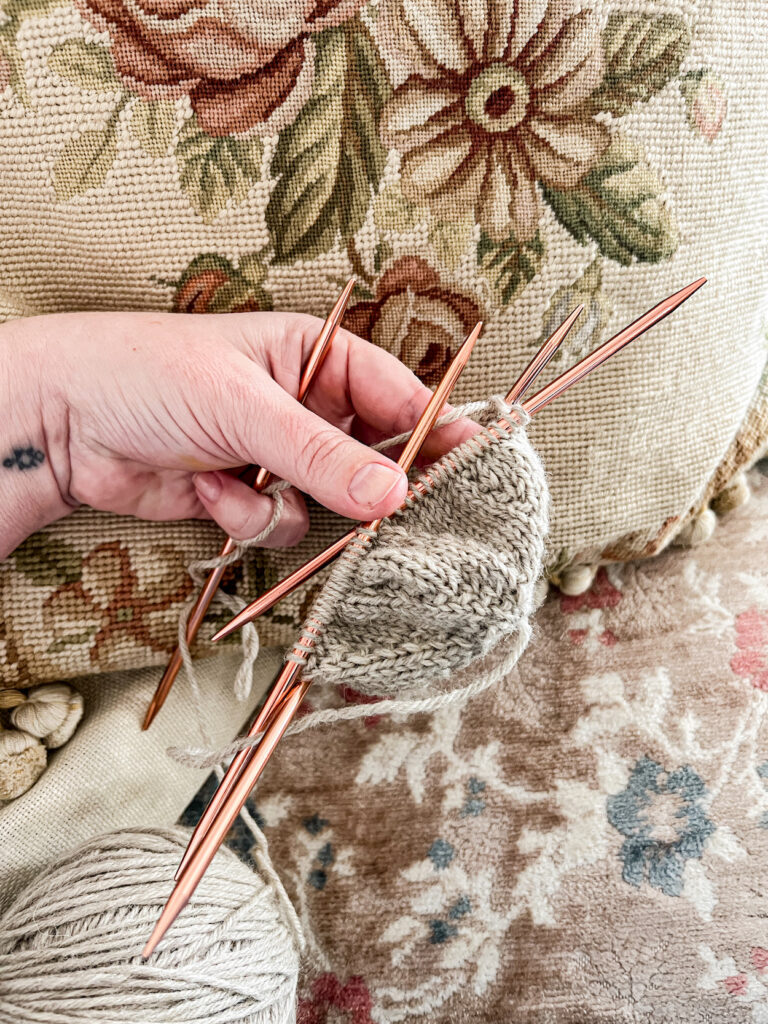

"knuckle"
[296, 426, 353, 481]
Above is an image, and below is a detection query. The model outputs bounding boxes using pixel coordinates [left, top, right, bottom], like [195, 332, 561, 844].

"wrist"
[0, 318, 74, 558]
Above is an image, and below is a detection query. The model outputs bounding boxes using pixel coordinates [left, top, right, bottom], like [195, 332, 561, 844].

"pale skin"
[0, 311, 477, 560]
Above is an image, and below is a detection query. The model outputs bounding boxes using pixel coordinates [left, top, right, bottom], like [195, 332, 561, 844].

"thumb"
[227, 372, 409, 521]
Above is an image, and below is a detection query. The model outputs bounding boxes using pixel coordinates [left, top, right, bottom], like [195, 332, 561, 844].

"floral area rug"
[183, 462, 768, 1023]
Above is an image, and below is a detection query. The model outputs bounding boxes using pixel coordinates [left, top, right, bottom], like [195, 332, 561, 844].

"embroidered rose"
[344, 256, 481, 386]
[378, 0, 609, 242]
[76, 0, 367, 135]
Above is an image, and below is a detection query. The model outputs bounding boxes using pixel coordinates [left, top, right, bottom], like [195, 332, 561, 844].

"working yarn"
[298, 416, 549, 696]
[0, 827, 300, 1024]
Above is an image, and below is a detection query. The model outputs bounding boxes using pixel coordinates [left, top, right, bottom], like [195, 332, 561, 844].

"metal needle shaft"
[144, 324, 483, 955]
[141, 278, 355, 729]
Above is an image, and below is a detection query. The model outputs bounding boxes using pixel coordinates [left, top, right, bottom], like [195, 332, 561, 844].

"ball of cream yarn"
[0, 827, 300, 1023]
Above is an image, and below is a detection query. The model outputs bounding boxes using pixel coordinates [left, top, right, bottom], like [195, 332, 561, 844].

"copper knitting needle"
[174, 319, 490, 882]
[157, 275, 706, 942]
[172, 304, 584, 882]
[213, 277, 705, 643]
[217, 276, 706, 636]
[210, 302, 587, 645]
[141, 278, 355, 730]
[143, 327, 482, 955]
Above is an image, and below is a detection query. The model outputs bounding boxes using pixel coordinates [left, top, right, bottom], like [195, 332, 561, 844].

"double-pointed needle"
[174, 303, 584, 882]
[144, 275, 706, 956]
[213, 275, 707, 648]
[141, 278, 356, 730]
[183, 276, 704, 879]
[142, 322, 483, 957]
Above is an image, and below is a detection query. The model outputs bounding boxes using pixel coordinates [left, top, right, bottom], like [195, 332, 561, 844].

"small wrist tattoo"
[3, 446, 45, 471]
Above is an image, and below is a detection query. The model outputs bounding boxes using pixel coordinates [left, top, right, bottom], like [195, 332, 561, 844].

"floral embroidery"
[298, 973, 374, 1024]
[1, 1, 723, 301]
[378, 1, 610, 245]
[681, 70, 727, 141]
[608, 756, 715, 896]
[343, 256, 481, 386]
[41, 541, 192, 663]
[731, 609, 768, 691]
[167, 253, 272, 313]
[76, 0, 367, 137]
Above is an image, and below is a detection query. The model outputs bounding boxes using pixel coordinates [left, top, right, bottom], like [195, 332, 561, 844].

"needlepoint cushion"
[0, 0, 766, 684]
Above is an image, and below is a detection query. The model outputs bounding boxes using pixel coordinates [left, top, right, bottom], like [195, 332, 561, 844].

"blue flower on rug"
[607, 756, 715, 896]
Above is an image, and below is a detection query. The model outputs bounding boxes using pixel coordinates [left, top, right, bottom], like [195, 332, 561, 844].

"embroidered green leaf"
[374, 184, 418, 234]
[0, 30, 30, 104]
[130, 98, 176, 157]
[48, 39, 119, 91]
[53, 121, 118, 199]
[172, 253, 272, 312]
[430, 214, 474, 271]
[533, 258, 612, 364]
[477, 231, 544, 306]
[2, 0, 68, 19]
[542, 135, 678, 265]
[592, 13, 691, 116]
[266, 20, 391, 263]
[175, 113, 262, 222]
[14, 535, 82, 586]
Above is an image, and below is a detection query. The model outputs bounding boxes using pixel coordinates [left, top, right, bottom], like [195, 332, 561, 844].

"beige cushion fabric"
[0, 0, 766, 685]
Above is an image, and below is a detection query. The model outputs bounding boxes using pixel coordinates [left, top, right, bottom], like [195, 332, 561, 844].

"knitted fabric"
[298, 420, 549, 695]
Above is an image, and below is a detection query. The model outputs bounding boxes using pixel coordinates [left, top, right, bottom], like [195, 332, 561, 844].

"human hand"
[0, 310, 477, 558]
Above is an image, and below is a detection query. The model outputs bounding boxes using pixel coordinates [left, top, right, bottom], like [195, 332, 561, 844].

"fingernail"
[348, 463, 405, 511]
[193, 472, 222, 503]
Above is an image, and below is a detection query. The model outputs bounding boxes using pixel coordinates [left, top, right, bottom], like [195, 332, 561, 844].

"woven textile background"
[0, 0, 767, 685]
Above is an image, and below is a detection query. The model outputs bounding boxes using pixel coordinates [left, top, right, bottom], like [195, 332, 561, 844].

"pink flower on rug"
[338, 685, 385, 727]
[722, 974, 748, 996]
[298, 973, 374, 1024]
[731, 608, 768, 691]
[560, 568, 622, 614]
[751, 948, 768, 972]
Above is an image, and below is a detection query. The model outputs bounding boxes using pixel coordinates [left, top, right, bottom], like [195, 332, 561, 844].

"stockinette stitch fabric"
[298, 416, 548, 696]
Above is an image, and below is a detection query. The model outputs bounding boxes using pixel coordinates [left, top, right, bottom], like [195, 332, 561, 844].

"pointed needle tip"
[141, 704, 157, 731]
[211, 621, 236, 644]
